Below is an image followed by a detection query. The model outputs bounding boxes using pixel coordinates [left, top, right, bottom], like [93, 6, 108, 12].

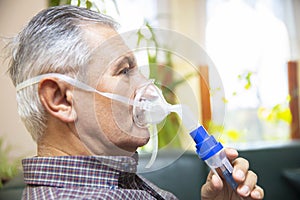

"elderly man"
[8, 5, 263, 200]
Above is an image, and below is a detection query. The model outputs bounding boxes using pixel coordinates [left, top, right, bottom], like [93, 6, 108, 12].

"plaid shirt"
[22, 155, 178, 200]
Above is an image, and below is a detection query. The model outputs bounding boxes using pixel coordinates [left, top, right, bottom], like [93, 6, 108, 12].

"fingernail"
[212, 174, 221, 182]
[228, 148, 238, 155]
[252, 190, 261, 199]
[212, 174, 222, 188]
[239, 185, 250, 195]
[235, 169, 245, 180]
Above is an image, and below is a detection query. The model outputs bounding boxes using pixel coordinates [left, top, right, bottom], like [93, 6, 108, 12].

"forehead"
[83, 24, 132, 76]
[83, 23, 120, 48]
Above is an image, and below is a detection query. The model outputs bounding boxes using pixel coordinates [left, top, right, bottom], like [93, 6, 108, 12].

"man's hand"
[201, 148, 264, 200]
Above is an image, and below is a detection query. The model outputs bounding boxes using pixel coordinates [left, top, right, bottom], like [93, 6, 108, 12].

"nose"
[141, 83, 159, 100]
[134, 80, 159, 102]
[132, 70, 149, 85]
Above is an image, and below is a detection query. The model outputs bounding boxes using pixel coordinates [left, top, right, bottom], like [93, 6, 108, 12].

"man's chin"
[114, 134, 150, 154]
[129, 135, 151, 152]
[137, 135, 151, 147]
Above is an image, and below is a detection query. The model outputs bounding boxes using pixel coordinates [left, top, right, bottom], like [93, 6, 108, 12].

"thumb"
[201, 172, 223, 199]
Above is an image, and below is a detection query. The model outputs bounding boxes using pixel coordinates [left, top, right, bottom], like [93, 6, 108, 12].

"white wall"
[0, 0, 48, 158]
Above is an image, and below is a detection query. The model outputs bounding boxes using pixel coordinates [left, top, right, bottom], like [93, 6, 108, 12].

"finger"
[201, 172, 223, 199]
[237, 170, 258, 197]
[211, 173, 223, 191]
[232, 157, 249, 182]
[224, 148, 239, 161]
[250, 185, 264, 200]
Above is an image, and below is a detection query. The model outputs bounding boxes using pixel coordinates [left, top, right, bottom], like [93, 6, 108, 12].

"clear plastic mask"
[133, 80, 172, 128]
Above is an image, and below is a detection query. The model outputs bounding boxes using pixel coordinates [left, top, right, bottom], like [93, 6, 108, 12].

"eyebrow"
[113, 55, 136, 72]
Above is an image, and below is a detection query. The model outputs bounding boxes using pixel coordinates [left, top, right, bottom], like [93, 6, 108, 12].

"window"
[206, 0, 291, 142]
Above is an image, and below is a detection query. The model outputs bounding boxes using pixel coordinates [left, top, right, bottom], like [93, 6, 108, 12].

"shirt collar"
[22, 155, 138, 188]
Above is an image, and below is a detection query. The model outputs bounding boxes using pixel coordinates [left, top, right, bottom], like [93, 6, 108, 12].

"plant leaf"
[49, 0, 60, 6]
[86, 0, 92, 9]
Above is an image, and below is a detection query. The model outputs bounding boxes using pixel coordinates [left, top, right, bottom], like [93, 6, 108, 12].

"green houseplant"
[0, 137, 21, 188]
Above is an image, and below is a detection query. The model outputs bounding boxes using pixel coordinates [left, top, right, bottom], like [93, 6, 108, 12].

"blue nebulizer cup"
[190, 125, 238, 190]
[133, 88, 239, 190]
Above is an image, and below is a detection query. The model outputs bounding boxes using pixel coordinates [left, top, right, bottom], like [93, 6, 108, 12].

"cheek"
[111, 102, 133, 126]
[94, 96, 150, 150]
[98, 75, 136, 97]
[94, 95, 133, 134]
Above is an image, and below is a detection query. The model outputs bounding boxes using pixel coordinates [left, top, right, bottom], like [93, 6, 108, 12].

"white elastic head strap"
[16, 73, 166, 168]
[16, 73, 152, 109]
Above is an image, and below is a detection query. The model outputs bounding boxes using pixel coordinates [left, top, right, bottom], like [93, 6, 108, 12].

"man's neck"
[37, 117, 91, 157]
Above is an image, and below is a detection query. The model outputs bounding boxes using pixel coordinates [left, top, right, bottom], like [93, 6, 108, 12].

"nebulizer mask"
[16, 70, 173, 168]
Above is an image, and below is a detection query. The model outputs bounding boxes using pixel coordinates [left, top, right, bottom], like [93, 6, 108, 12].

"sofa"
[1, 141, 300, 200]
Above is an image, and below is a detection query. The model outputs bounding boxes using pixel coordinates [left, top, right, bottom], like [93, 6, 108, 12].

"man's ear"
[38, 78, 77, 122]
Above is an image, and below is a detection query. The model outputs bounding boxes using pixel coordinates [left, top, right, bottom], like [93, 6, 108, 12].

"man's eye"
[120, 68, 130, 75]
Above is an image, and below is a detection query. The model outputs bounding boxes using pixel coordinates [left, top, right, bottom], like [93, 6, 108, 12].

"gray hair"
[8, 5, 118, 142]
